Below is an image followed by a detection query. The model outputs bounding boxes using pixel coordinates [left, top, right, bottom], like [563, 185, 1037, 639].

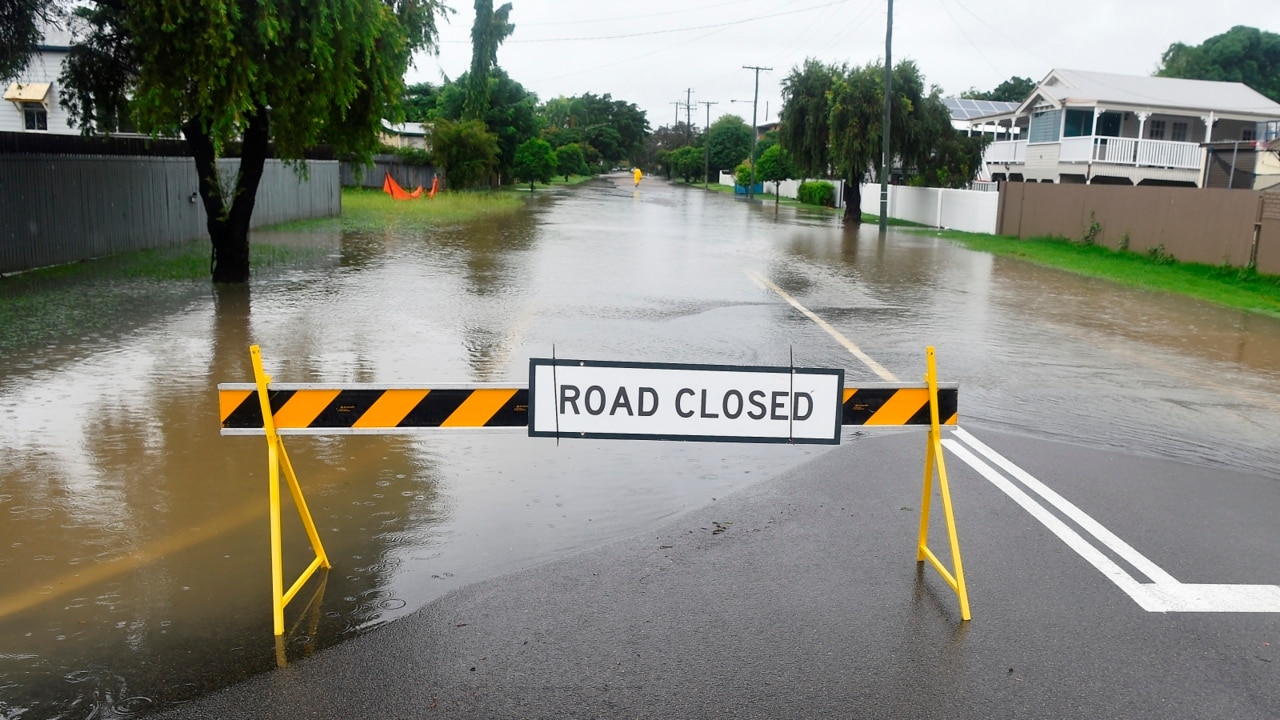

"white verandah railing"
[994, 136, 1202, 170]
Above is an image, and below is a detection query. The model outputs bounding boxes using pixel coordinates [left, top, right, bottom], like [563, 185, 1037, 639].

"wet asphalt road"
[156, 424, 1280, 719]
[6, 172, 1280, 717]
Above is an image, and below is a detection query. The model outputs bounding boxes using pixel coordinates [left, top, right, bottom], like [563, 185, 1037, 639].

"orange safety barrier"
[382, 171, 423, 200]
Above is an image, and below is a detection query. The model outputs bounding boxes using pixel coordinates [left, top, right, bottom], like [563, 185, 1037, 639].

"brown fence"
[997, 183, 1280, 275]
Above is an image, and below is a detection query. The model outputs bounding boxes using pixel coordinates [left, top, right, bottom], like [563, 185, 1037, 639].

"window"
[1243, 128, 1255, 142]
[1028, 109, 1062, 144]
[1148, 120, 1165, 140]
[1171, 122, 1188, 142]
[1063, 109, 1093, 137]
[22, 102, 47, 131]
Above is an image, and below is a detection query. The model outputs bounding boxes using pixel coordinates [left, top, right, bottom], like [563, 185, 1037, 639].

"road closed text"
[530, 359, 843, 444]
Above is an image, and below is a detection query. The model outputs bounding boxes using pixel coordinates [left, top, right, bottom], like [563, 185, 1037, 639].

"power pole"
[699, 100, 719, 189]
[879, 0, 893, 231]
[743, 65, 772, 200]
[685, 88, 694, 145]
[670, 101, 681, 130]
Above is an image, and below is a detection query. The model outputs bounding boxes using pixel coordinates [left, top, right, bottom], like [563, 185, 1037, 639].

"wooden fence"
[997, 183, 1280, 275]
[341, 155, 439, 190]
[0, 155, 339, 274]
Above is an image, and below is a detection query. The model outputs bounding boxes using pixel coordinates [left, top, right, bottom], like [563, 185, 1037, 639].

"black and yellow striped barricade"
[220, 346, 969, 637]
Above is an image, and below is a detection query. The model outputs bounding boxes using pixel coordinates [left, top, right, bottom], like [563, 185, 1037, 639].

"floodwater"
[2, 175, 1279, 718]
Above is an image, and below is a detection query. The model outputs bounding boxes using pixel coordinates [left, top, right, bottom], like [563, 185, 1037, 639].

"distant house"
[379, 119, 431, 151]
[2, 23, 75, 135]
[972, 68, 1280, 187]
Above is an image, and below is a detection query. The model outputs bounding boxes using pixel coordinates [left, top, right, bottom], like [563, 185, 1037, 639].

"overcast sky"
[406, 0, 1280, 130]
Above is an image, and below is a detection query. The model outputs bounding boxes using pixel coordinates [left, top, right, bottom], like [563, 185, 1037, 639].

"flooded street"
[3, 175, 1280, 718]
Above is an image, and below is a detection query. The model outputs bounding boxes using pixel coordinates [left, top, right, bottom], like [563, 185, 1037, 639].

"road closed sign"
[528, 359, 844, 444]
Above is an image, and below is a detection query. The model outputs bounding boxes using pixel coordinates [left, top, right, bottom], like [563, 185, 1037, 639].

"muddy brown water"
[2, 175, 1279, 718]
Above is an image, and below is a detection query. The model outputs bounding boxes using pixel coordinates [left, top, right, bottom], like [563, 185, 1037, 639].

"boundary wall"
[858, 184, 1000, 234]
[997, 183, 1280, 275]
[0, 156, 339, 274]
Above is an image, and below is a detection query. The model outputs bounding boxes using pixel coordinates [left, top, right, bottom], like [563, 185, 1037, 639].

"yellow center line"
[0, 499, 264, 620]
[745, 269, 900, 382]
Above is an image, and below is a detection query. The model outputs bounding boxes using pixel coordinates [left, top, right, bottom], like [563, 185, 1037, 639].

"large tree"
[780, 58, 980, 221]
[1157, 26, 1280, 103]
[61, 0, 447, 283]
[705, 115, 752, 183]
[464, 0, 514, 121]
[437, 68, 541, 183]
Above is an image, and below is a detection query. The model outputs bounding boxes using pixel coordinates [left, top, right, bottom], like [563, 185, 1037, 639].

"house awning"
[4, 82, 51, 104]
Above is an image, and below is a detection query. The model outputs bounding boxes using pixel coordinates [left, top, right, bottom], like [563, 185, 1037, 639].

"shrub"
[734, 162, 753, 187]
[797, 180, 835, 207]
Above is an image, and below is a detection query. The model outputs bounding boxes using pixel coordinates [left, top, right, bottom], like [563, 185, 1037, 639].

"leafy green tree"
[437, 69, 541, 183]
[403, 82, 441, 122]
[433, 118, 499, 189]
[666, 145, 703, 183]
[779, 59, 836, 181]
[756, 144, 796, 183]
[2, 0, 61, 81]
[555, 142, 587, 180]
[734, 162, 754, 188]
[961, 76, 1035, 102]
[705, 115, 752, 183]
[1157, 26, 1280, 103]
[465, 0, 514, 120]
[538, 92, 650, 165]
[60, 0, 446, 283]
[513, 137, 556, 190]
[780, 58, 977, 221]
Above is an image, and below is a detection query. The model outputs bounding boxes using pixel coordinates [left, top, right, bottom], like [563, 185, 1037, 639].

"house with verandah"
[970, 68, 1280, 187]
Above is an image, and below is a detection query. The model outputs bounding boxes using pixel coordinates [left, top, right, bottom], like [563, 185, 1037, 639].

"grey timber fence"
[0, 155, 339, 274]
[341, 155, 439, 190]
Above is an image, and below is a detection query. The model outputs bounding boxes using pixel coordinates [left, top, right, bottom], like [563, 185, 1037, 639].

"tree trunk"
[183, 107, 270, 284]
[844, 177, 862, 222]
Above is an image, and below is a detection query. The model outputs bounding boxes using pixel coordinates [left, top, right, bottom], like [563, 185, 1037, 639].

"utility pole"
[670, 101, 681, 130]
[685, 88, 694, 145]
[879, 0, 893, 231]
[743, 65, 772, 200]
[699, 100, 719, 189]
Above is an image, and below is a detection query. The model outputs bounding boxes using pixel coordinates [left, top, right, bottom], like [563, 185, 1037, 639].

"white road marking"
[946, 429, 1280, 613]
[752, 269, 1280, 612]
[745, 269, 899, 382]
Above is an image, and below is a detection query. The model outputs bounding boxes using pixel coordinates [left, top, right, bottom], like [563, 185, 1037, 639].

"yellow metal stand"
[250, 345, 331, 636]
[916, 346, 971, 621]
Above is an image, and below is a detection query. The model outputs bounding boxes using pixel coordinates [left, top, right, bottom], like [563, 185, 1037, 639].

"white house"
[379, 120, 431, 151]
[972, 69, 1280, 187]
[2, 23, 77, 135]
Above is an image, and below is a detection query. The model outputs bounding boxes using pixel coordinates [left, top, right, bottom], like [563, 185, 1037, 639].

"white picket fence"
[713, 173, 996, 234]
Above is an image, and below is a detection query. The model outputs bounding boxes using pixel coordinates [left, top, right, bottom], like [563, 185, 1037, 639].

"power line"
[441, 0, 852, 44]
[699, 100, 719, 188]
[743, 65, 772, 200]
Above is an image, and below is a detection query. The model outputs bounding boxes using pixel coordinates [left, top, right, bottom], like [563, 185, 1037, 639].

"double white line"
[750, 267, 1280, 614]
[947, 427, 1280, 613]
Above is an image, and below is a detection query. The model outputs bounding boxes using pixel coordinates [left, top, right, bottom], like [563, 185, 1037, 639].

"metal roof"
[943, 97, 1019, 121]
[1027, 69, 1280, 119]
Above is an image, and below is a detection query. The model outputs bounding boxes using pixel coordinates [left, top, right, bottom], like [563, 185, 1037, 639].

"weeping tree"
[60, 0, 448, 283]
[781, 57, 978, 222]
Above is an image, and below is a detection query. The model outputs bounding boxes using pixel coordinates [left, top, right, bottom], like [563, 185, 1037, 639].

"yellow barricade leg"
[915, 347, 971, 621]
[250, 345, 331, 637]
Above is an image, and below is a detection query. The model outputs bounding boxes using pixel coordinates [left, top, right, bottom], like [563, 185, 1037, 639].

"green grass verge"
[277, 186, 526, 234]
[925, 230, 1280, 317]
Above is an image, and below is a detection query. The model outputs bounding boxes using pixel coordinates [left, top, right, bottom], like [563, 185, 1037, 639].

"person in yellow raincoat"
[633, 167, 643, 187]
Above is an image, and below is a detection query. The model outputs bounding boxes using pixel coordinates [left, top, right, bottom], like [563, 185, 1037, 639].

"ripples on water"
[4, 179, 1280, 717]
